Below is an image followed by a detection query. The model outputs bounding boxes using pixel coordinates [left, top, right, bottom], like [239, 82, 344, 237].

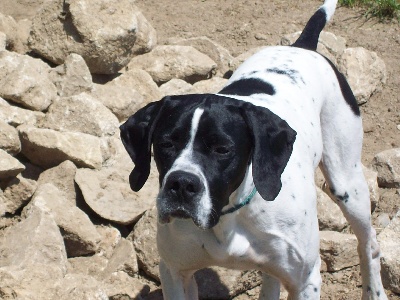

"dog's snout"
[165, 171, 202, 200]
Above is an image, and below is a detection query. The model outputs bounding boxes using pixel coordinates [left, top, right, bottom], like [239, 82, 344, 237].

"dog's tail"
[291, 0, 338, 51]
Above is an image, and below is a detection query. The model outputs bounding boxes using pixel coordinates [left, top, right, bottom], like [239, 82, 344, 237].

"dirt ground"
[0, 0, 399, 299]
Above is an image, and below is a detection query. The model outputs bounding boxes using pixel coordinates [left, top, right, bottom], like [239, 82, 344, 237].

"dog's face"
[120, 94, 296, 229]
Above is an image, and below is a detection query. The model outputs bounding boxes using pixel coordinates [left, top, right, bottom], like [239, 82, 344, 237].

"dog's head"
[120, 94, 296, 229]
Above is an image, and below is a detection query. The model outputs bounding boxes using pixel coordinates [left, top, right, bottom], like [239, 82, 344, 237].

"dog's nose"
[165, 171, 202, 200]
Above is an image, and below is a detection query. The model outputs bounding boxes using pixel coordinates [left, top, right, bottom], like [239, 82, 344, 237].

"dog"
[120, 0, 387, 298]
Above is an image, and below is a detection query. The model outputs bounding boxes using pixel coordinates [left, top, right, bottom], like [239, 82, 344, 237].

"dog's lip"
[158, 208, 191, 224]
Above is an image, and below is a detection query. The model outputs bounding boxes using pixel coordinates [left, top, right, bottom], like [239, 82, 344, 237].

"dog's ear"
[120, 98, 165, 192]
[242, 104, 297, 201]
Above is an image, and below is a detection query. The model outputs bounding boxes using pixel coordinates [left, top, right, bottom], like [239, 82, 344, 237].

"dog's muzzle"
[157, 170, 206, 226]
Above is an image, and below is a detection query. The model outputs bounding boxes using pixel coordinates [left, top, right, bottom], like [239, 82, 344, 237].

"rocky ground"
[0, 0, 399, 299]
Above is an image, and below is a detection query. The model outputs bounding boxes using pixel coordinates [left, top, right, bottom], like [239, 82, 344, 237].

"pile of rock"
[0, 0, 399, 299]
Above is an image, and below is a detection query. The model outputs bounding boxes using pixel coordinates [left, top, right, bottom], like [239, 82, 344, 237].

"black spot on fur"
[266, 67, 304, 84]
[219, 78, 275, 96]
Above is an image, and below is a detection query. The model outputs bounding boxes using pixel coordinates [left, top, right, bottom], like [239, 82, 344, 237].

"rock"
[0, 119, 21, 155]
[319, 231, 359, 272]
[75, 160, 158, 224]
[0, 12, 21, 52]
[338, 47, 386, 105]
[103, 271, 147, 299]
[229, 46, 266, 73]
[378, 211, 400, 294]
[19, 125, 104, 169]
[2, 174, 37, 215]
[362, 165, 380, 211]
[50, 53, 93, 97]
[372, 148, 400, 188]
[129, 207, 159, 280]
[159, 78, 193, 97]
[67, 255, 108, 278]
[15, 18, 31, 54]
[127, 45, 217, 84]
[0, 97, 45, 127]
[113, 68, 163, 104]
[281, 31, 346, 63]
[24, 183, 101, 257]
[100, 238, 138, 279]
[29, 0, 156, 74]
[317, 187, 347, 231]
[91, 82, 143, 122]
[92, 68, 162, 121]
[36, 160, 77, 204]
[0, 51, 57, 111]
[96, 225, 122, 259]
[42, 93, 119, 137]
[55, 274, 108, 300]
[0, 206, 68, 299]
[167, 36, 233, 77]
[191, 77, 229, 94]
[0, 149, 25, 180]
[0, 31, 5, 50]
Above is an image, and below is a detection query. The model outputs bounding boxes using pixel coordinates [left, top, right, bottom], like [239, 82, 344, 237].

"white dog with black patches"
[120, 0, 387, 299]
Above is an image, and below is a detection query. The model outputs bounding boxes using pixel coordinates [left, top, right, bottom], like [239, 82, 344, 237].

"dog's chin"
[158, 210, 218, 230]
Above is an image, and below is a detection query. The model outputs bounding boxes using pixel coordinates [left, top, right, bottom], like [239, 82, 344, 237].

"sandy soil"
[0, 0, 399, 299]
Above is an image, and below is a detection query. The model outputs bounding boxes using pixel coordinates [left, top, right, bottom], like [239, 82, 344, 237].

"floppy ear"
[120, 99, 165, 191]
[242, 104, 297, 201]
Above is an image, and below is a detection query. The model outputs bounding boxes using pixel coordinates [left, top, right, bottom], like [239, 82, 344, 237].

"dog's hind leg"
[320, 91, 387, 299]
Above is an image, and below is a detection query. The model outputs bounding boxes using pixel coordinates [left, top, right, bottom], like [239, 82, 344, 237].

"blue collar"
[221, 187, 257, 215]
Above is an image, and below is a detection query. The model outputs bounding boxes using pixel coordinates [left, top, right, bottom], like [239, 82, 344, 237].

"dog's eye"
[214, 146, 230, 155]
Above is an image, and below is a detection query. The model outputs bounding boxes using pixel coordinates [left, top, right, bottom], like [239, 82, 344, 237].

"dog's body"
[120, 0, 387, 299]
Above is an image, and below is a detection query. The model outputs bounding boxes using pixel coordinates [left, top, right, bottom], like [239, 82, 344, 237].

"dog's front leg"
[159, 260, 199, 300]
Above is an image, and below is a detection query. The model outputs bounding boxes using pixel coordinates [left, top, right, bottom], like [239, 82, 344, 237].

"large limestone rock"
[167, 36, 233, 76]
[2, 174, 37, 215]
[0, 51, 57, 111]
[112, 68, 163, 104]
[191, 77, 229, 94]
[0, 148, 25, 179]
[36, 160, 77, 204]
[29, 0, 156, 74]
[92, 68, 162, 121]
[0, 97, 45, 127]
[159, 78, 193, 97]
[91, 82, 143, 122]
[50, 53, 93, 97]
[75, 162, 158, 225]
[378, 211, 400, 294]
[319, 231, 359, 272]
[25, 183, 101, 257]
[372, 148, 400, 188]
[0, 119, 20, 155]
[0, 206, 68, 299]
[18, 125, 104, 169]
[127, 45, 217, 84]
[42, 93, 119, 137]
[338, 47, 386, 105]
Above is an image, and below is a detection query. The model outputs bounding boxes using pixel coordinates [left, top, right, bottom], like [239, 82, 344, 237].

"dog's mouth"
[158, 208, 191, 224]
